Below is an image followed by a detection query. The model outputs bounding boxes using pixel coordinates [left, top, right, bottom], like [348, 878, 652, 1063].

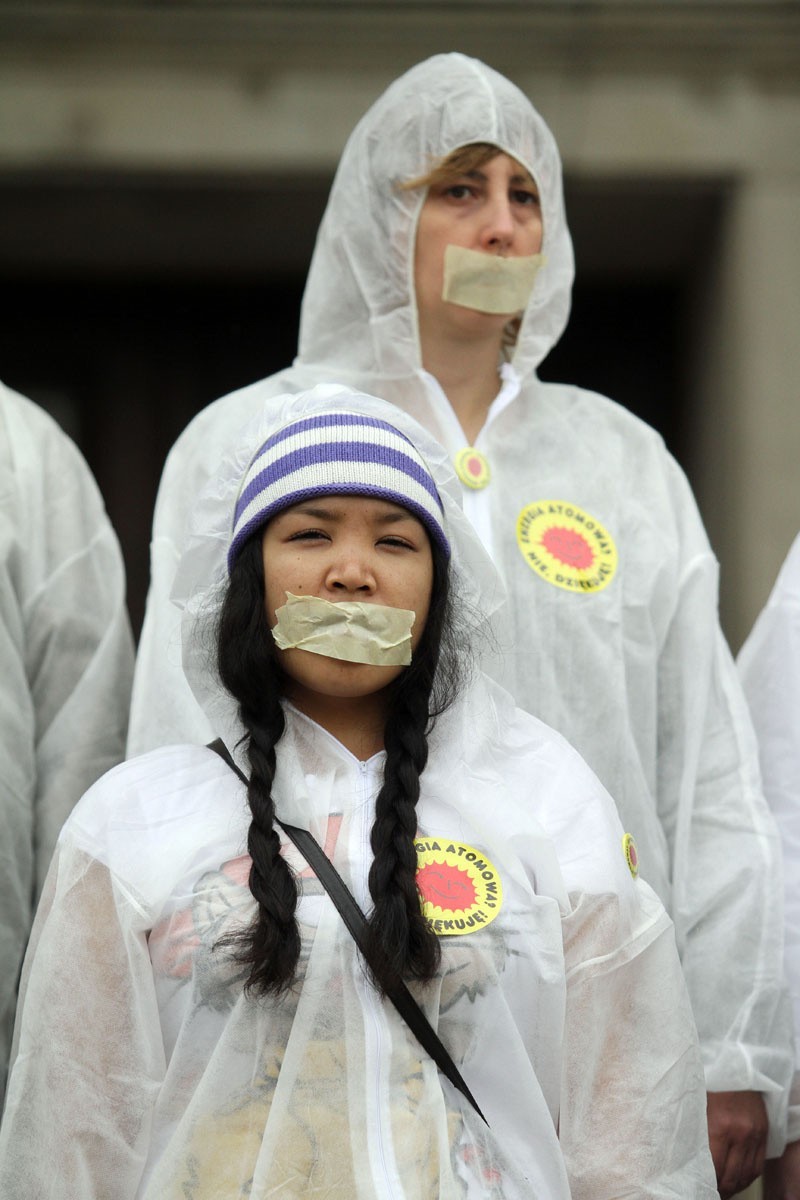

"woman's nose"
[325, 556, 376, 594]
[479, 194, 515, 253]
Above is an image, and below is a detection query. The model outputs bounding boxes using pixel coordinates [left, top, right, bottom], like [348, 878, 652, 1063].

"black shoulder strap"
[207, 737, 488, 1125]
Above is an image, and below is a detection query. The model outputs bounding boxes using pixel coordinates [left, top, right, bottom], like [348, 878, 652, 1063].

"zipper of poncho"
[353, 756, 407, 1198]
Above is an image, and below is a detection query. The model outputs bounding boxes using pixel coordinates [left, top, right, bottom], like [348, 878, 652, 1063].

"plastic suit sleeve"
[560, 883, 718, 1198]
[656, 468, 792, 1153]
[27, 511, 134, 894]
[0, 847, 165, 1196]
[0, 551, 35, 1105]
[0, 385, 134, 1108]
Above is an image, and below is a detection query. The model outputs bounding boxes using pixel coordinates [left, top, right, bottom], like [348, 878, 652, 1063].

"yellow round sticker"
[415, 838, 503, 936]
[622, 833, 639, 879]
[516, 500, 618, 593]
[454, 447, 490, 490]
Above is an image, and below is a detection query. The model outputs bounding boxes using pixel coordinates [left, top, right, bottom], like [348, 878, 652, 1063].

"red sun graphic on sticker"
[415, 839, 504, 936]
[540, 524, 595, 570]
[454, 446, 490, 490]
[417, 862, 477, 911]
[516, 500, 618, 594]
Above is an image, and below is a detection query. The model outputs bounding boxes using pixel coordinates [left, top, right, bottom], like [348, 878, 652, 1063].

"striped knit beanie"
[228, 410, 450, 571]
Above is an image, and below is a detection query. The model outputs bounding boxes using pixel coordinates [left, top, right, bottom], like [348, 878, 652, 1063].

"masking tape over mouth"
[272, 593, 415, 666]
[442, 245, 544, 314]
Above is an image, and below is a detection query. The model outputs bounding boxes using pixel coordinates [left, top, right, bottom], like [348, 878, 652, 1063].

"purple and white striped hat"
[228, 410, 449, 571]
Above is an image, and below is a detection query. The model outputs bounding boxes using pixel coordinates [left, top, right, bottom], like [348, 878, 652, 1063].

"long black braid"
[216, 527, 459, 996]
[363, 545, 455, 984]
[216, 535, 299, 995]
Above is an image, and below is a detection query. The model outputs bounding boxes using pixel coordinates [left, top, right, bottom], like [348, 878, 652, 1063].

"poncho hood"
[296, 52, 574, 384]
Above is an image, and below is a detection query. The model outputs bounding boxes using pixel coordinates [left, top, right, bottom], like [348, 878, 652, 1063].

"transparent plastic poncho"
[1, 386, 718, 1196]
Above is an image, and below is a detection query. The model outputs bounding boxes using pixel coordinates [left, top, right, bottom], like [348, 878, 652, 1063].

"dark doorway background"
[0, 169, 717, 637]
[2, 274, 305, 637]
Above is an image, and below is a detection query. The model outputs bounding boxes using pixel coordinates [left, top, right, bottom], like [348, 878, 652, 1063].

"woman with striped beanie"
[0, 385, 716, 1198]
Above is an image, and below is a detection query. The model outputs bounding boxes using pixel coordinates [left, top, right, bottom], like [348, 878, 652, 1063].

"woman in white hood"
[0, 386, 716, 1198]
[129, 53, 793, 1193]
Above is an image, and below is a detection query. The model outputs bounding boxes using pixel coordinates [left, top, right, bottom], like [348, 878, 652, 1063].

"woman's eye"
[378, 536, 414, 550]
[443, 183, 473, 201]
[513, 189, 541, 207]
[288, 528, 329, 542]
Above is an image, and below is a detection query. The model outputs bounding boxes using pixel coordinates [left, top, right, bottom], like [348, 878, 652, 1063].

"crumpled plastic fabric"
[126, 51, 794, 1148]
[739, 532, 800, 1142]
[0, 380, 133, 1110]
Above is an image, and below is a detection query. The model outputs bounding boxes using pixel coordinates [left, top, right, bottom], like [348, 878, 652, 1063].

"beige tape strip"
[442, 245, 544, 314]
[272, 593, 415, 666]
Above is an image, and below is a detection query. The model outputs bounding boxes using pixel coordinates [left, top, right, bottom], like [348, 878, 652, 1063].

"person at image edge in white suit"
[0, 379, 134, 1111]
[128, 53, 793, 1196]
[739, 533, 800, 1200]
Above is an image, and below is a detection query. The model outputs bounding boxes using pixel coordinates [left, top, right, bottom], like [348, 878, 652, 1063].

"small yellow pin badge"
[454, 447, 490, 490]
[622, 833, 639, 879]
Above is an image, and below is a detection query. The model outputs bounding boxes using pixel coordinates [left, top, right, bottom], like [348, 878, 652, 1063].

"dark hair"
[216, 522, 459, 996]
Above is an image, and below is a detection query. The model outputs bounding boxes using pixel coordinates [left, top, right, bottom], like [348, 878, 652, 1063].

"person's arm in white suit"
[656, 460, 792, 1195]
[739, 532, 800, 1197]
[0, 381, 133, 1106]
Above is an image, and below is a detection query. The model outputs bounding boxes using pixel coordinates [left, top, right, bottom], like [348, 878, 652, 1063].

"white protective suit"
[128, 53, 793, 1142]
[739, 532, 800, 1141]
[1, 387, 718, 1197]
[0, 380, 134, 1108]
